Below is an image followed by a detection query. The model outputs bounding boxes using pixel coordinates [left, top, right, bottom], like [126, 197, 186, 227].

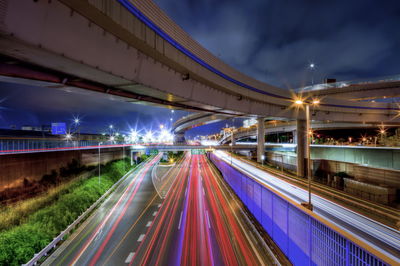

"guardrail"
[22, 156, 153, 266]
[209, 152, 393, 265]
[0, 140, 127, 154]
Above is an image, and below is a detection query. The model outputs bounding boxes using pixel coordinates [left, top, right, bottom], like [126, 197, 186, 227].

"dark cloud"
[154, 0, 400, 88]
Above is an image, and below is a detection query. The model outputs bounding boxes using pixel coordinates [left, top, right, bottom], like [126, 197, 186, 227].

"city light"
[65, 133, 72, 140]
[159, 129, 173, 143]
[130, 130, 139, 143]
[309, 63, 315, 69]
[295, 99, 304, 105]
[109, 136, 115, 142]
[143, 131, 154, 143]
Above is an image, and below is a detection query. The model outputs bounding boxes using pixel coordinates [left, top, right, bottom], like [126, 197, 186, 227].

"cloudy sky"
[1, 0, 399, 137]
[154, 0, 400, 89]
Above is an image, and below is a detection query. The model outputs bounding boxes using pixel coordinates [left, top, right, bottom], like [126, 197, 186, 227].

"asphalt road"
[214, 150, 400, 263]
[44, 154, 164, 266]
[129, 154, 275, 265]
[45, 153, 276, 265]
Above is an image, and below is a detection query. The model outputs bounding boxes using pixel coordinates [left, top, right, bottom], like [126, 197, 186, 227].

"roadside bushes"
[0, 157, 138, 266]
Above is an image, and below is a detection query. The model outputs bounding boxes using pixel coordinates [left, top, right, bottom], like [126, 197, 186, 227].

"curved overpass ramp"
[172, 113, 229, 135]
[0, 0, 399, 122]
[219, 122, 396, 144]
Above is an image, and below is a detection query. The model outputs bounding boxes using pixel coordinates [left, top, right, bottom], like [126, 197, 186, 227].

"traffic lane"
[81, 155, 162, 266]
[128, 154, 192, 265]
[100, 156, 189, 265]
[45, 155, 161, 265]
[131, 154, 273, 265]
[200, 155, 272, 265]
[181, 155, 215, 265]
[214, 151, 400, 261]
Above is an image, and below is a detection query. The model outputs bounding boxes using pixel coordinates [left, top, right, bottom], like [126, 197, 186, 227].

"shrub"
[0, 158, 135, 265]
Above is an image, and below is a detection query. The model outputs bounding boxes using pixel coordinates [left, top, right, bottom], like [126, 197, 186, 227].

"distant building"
[21, 125, 51, 133]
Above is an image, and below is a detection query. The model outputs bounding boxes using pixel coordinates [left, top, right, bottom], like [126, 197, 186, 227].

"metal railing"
[209, 153, 394, 265]
[297, 74, 400, 92]
[22, 156, 154, 266]
[0, 139, 127, 155]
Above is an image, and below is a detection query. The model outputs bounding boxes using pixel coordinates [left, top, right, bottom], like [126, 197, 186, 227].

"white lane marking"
[137, 234, 145, 242]
[178, 211, 183, 230]
[206, 210, 211, 229]
[146, 221, 152, 227]
[125, 252, 135, 263]
[158, 203, 161, 208]
[152, 211, 157, 216]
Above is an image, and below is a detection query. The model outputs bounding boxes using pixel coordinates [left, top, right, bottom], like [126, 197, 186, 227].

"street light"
[73, 118, 81, 143]
[309, 62, 316, 86]
[98, 142, 103, 185]
[261, 154, 265, 166]
[229, 143, 233, 165]
[294, 97, 320, 211]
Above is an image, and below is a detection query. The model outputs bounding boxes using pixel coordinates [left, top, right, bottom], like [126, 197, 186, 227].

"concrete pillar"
[293, 130, 297, 144]
[231, 132, 236, 145]
[257, 118, 265, 163]
[173, 132, 186, 144]
[297, 119, 307, 177]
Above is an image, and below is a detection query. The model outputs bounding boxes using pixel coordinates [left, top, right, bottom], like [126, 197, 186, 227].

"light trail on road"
[214, 150, 400, 263]
[130, 154, 274, 265]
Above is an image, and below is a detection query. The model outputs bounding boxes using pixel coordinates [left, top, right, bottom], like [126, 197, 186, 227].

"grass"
[0, 157, 142, 266]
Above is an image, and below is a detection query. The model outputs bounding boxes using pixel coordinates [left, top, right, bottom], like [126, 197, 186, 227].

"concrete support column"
[257, 117, 265, 163]
[173, 132, 186, 144]
[296, 119, 307, 177]
[231, 133, 236, 145]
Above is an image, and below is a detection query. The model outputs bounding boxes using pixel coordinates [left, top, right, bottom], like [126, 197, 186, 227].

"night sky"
[1, 0, 399, 137]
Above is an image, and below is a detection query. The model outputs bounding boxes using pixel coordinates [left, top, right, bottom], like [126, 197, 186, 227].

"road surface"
[46, 152, 277, 265]
[44, 154, 164, 265]
[214, 150, 400, 263]
[129, 154, 275, 265]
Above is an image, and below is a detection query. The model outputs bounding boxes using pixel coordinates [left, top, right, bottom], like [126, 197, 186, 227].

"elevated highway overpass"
[219, 121, 399, 144]
[1, 0, 400, 123]
[299, 75, 400, 101]
[171, 112, 228, 143]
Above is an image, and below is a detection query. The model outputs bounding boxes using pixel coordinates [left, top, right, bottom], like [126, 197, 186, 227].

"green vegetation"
[0, 156, 145, 266]
[160, 151, 184, 163]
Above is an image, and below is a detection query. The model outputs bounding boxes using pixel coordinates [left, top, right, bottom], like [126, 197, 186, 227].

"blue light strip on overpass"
[117, 0, 400, 112]
[117, 0, 286, 100]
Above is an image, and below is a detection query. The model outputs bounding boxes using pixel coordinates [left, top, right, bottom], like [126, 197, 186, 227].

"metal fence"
[209, 152, 387, 266]
[0, 139, 126, 154]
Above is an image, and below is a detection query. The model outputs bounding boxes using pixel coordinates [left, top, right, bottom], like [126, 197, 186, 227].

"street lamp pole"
[98, 142, 103, 185]
[306, 104, 312, 209]
[295, 97, 318, 211]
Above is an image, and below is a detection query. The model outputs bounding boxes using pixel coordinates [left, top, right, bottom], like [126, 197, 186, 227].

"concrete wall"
[311, 146, 400, 170]
[0, 148, 126, 192]
[266, 151, 400, 189]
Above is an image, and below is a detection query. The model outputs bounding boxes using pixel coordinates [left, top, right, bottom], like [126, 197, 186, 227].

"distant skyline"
[0, 82, 242, 138]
